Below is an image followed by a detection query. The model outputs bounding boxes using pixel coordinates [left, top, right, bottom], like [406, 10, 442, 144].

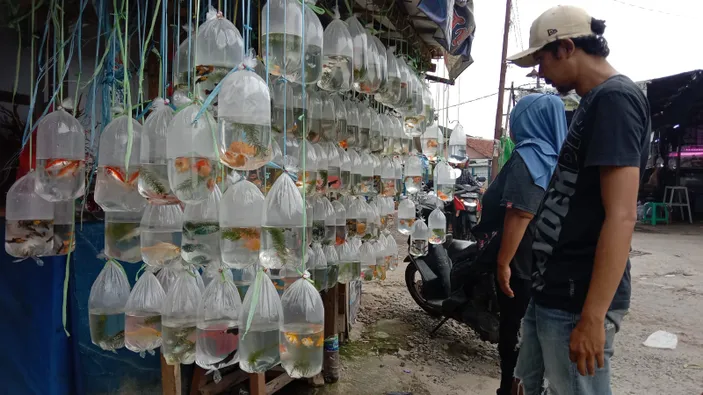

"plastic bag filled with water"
[196, 270, 243, 379]
[358, 152, 375, 196]
[260, 174, 305, 269]
[384, 233, 399, 271]
[218, 55, 273, 171]
[193, 7, 244, 106]
[331, 95, 347, 145]
[318, 7, 352, 92]
[369, 111, 383, 153]
[156, 261, 180, 294]
[250, 138, 285, 195]
[448, 123, 468, 165]
[360, 241, 377, 282]
[311, 195, 335, 245]
[332, 200, 346, 245]
[280, 276, 324, 378]
[35, 100, 85, 202]
[404, 155, 423, 194]
[270, 78, 296, 135]
[261, 0, 304, 80]
[162, 270, 203, 365]
[434, 160, 456, 202]
[141, 203, 183, 268]
[375, 47, 401, 106]
[232, 264, 257, 300]
[410, 219, 429, 257]
[124, 270, 166, 356]
[325, 142, 341, 192]
[338, 147, 352, 194]
[294, 141, 318, 195]
[104, 210, 142, 263]
[428, 207, 447, 245]
[369, 35, 387, 93]
[343, 99, 359, 148]
[239, 269, 284, 373]
[356, 103, 371, 150]
[313, 143, 329, 195]
[89, 259, 131, 351]
[322, 242, 339, 288]
[220, 180, 264, 269]
[319, 93, 337, 143]
[182, 185, 222, 268]
[380, 157, 396, 197]
[47, 200, 75, 256]
[139, 98, 178, 204]
[420, 122, 441, 161]
[345, 196, 364, 240]
[166, 103, 218, 204]
[94, 115, 145, 212]
[309, 243, 328, 291]
[397, 198, 416, 235]
[5, 171, 54, 259]
[336, 240, 360, 284]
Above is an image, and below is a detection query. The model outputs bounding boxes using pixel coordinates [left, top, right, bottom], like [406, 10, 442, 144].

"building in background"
[466, 137, 493, 180]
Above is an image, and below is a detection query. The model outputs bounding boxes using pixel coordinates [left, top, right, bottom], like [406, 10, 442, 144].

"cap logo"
[547, 28, 558, 36]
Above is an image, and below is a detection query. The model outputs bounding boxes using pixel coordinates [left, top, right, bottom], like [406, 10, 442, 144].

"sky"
[429, 0, 703, 140]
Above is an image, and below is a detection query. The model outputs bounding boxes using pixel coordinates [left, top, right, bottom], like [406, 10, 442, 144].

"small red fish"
[105, 166, 139, 188]
[45, 159, 81, 177]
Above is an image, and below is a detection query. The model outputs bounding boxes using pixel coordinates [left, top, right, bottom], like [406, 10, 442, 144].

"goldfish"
[426, 139, 439, 148]
[195, 159, 211, 177]
[45, 159, 81, 177]
[301, 337, 314, 347]
[437, 191, 449, 201]
[126, 326, 162, 339]
[284, 332, 300, 345]
[141, 242, 181, 264]
[356, 223, 367, 234]
[339, 140, 348, 149]
[105, 166, 139, 188]
[206, 178, 216, 191]
[279, 344, 288, 354]
[227, 141, 257, 156]
[221, 151, 247, 168]
[174, 157, 191, 173]
[243, 237, 261, 251]
[315, 335, 324, 347]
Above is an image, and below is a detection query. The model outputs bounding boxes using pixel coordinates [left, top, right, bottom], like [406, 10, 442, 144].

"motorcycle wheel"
[404, 262, 443, 318]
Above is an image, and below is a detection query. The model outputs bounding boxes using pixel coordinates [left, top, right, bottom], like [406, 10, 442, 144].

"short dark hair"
[542, 18, 610, 58]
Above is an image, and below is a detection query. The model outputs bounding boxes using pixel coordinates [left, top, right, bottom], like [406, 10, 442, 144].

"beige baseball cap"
[507, 5, 595, 68]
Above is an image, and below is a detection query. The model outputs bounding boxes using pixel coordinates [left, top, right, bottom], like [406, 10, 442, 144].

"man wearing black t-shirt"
[507, 6, 650, 395]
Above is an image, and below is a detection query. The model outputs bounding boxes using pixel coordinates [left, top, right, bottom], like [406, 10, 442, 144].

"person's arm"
[496, 208, 534, 297]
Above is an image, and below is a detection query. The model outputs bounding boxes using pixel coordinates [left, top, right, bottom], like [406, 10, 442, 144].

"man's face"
[534, 45, 576, 95]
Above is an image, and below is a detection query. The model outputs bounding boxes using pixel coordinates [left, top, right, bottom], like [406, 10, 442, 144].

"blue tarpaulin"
[0, 219, 161, 395]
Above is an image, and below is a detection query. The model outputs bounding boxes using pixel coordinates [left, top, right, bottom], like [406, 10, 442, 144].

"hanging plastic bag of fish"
[173, 33, 194, 104]
[280, 273, 324, 378]
[380, 157, 396, 197]
[35, 99, 85, 202]
[359, 241, 377, 282]
[348, 148, 362, 195]
[358, 152, 375, 196]
[166, 101, 218, 204]
[354, 32, 381, 94]
[193, 6, 244, 107]
[331, 94, 347, 145]
[404, 155, 423, 195]
[196, 269, 243, 382]
[420, 122, 441, 162]
[397, 198, 417, 235]
[201, 262, 233, 289]
[406, 75, 427, 135]
[294, 142, 318, 196]
[5, 171, 54, 262]
[332, 200, 346, 246]
[384, 233, 399, 271]
[392, 156, 404, 195]
[161, 269, 203, 365]
[124, 270, 166, 357]
[239, 269, 284, 373]
[261, 0, 304, 80]
[309, 243, 328, 291]
[232, 264, 256, 300]
[218, 53, 273, 171]
[270, 78, 295, 135]
[392, 57, 411, 112]
[378, 114, 394, 156]
[318, 7, 352, 92]
[410, 219, 429, 257]
[336, 240, 360, 284]
[313, 143, 329, 195]
[94, 113, 146, 212]
[343, 99, 359, 149]
[371, 153, 382, 195]
[289, 83, 310, 140]
[259, 174, 305, 270]
[156, 261, 180, 294]
[248, 137, 284, 196]
[104, 209, 143, 263]
[312, 195, 335, 245]
[298, 0, 324, 84]
[374, 47, 401, 106]
[448, 123, 468, 165]
[337, 146, 351, 195]
[422, 84, 435, 130]
[220, 179, 264, 269]
[364, 200, 381, 241]
[375, 237, 389, 280]
[428, 206, 447, 245]
[47, 200, 75, 256]
[139, 98, 178, 204]
[344, 197, 363, 240]
[321, 242, 338, 288]
[306, 89, 324, 143]
[182, 185, 222, 268]
[141, 203, 184, 268]
[88, 259, 131, 351]
[369, 110, 384, 153]
[325, 142, 341, 192]
[356, 103, 371, 150]
[320, 93, 338, 143]
[345, 15, 368, 91]
[434, 160, 456, 202]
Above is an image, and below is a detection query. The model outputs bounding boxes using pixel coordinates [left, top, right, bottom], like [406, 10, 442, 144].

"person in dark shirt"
[475, 93, 567, 395]
[507, 6, 651, 395]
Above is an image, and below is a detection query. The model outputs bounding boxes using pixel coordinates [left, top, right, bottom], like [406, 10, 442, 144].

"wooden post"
[161, 356, 181, 395]
[249, 373, 266, 395]
[337, 283, 349, 342]
[491, 0, 513, 181]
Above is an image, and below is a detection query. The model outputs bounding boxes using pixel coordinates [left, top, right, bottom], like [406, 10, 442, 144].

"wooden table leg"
[161, 355, 181, 395]
[249, 372, 266, 395]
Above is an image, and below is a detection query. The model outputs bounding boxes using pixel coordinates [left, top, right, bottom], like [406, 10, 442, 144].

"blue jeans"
[514, 301, 626, 395]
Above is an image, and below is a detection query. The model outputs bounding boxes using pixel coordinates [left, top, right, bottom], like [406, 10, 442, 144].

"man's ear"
[561, 39, 576, 58]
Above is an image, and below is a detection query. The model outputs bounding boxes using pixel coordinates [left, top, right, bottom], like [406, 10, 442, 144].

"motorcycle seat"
[445, 239, 478, 263]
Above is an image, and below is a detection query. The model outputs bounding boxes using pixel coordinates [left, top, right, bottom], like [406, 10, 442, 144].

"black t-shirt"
[475, 153, 545, 280]
[531, 75, 651, 313]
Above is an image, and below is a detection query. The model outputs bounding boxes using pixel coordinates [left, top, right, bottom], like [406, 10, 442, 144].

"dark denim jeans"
[514, 301, 626, 395]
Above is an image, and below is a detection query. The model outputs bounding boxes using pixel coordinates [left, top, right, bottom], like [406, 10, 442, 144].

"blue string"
[136, 101, 155, 120]
[161, 0, 168, 96]
[245, 0, 252, 51]
[187, 0, 192, 91]
[190, 65, 255, 124]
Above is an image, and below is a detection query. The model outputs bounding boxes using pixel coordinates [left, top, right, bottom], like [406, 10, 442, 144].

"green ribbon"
[61, 199, 77, 338]
[242, 269, 265, 338]
[299, 0, 325, 15]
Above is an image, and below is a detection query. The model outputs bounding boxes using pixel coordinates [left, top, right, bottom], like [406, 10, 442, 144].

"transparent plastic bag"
[353, 31, 380, 94]
[410, 219, 429, 257]
[332, 95, 347, 146]
[260, 174, 305, 269]
[448, 123, 468, 165]
[434, 160, 456, 202]
[105, 210, 143, 263]
[5, 171, 54, 259]
[307, 89, 323, 143]
[404, 155, 423, 194]
[336, 240, 360, 284]
[332, 200, 346, 246]
[344, 100, 359, 148]
[294, 142, 318, 195]
[261, 0, 303, 78]
[309, 243, 328, 291]
[49, 200, 75, 256]
[345, 15, 368, 90]
[280, 276, 324, 378]
[420, 122, 441, 161]
[156, 261, 181, 294]
[313, 143, 328, 195]
[141, 203, 184, 268]
[397, 198, 416, 235]
[428, 207, 447, 245]
[89, 259, 131, 351]
[359, 241, 376, 282]
[35, 101, 86, 202]
[323, 243, 339, 288]
[124, 271, 166, 356]
[296, 1, 323, 84]
[201, 263, 233, 289]
[220, 180, 264, 269]
[380, 157, 396, 197]
[196, 270, 243, 377]
[325, 142, 341, 192]
[239, 270, 284, 373]
[348, 149, 362, 195]
[338, 147, 351, 195]
[369, 35, 387, 93]
[162, 270, 203, 365]
[218, 54, 272, 171]
[311, 195, 335, 245]
[270, 79, 295, 135]
[250, 138, 285, 195]
[167, 103, 218, 204]
[369, 111, 383, 153]
[193, 7, 244, 105]
[345, 197, 364, 240]
[356, 103, 370, 150]
[232, 264, 257, 300]
[358, 152, 375, 196]
[384, 233, 399, 271]
[320, 93, 337, 143]
[318, 7, 353, 92]
[95, 115, 145, 212]
[139, 98, 178, 204]
[182, 185, 222, 268]
[392, 156, 404, 196]
[375, 47, 401, 106]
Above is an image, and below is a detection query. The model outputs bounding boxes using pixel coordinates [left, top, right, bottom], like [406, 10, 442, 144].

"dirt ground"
[282, 224, 703, 395]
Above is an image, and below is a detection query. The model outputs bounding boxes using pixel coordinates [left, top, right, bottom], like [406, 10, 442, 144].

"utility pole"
[490, 0, 512, 181]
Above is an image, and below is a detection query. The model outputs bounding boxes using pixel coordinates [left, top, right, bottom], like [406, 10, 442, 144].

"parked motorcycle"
[404, 196, 500, 343]
[452, 183, 483, 240]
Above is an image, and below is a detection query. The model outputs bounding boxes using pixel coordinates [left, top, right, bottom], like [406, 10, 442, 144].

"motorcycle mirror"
[477, 176, 487, 182]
